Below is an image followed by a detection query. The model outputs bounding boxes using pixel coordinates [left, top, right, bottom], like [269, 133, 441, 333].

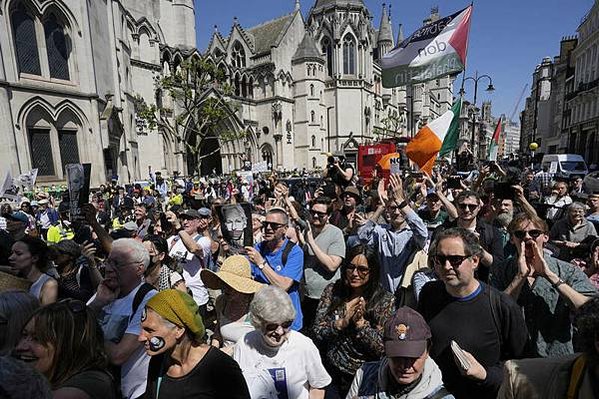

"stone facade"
[0, 0, 196, 187]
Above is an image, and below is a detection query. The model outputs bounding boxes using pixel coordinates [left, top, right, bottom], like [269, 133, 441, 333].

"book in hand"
[450, 340, 471, 371]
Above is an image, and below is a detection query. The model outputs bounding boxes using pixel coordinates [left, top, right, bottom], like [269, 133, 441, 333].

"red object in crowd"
[357, 141, 397, 185]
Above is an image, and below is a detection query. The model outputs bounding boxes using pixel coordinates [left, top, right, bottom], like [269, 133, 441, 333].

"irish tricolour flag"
[381, 5, 472, 87]
[488, 116, 503, 161]
[406, 100, 462, 175]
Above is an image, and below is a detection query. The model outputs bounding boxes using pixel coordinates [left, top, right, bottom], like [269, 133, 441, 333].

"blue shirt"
[250, 239, 304, 331]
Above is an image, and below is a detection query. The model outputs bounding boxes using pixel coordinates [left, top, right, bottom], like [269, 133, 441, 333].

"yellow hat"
[201, 255, 265, 294]
[146, 290, 205, 339]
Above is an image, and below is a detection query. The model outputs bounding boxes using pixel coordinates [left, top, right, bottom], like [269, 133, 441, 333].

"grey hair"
[249, 286, 295, 329]
[0, 356, 53, 399]
[568, 202, 586, 212]
[266, 207, 289, 225]
[112, 238, 151, 271]
[0, 290, 40, 355]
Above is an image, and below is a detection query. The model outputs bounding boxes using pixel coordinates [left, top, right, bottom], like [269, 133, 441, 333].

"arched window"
[249, 77, 254, 99]
[11, 4, 41, 75]
[310, 110, 315, 123]
[322, 37, 333, 77]
[312, 157, 317, 169]
[242, 75, 248, 98]
[231, 42, 246, 68]
[343, 34, 356, 75]
[234, 73, 241, 96]
[311, 135, 316, 147]
[44, 14, 70, 80]
[310, 84, 315, 97]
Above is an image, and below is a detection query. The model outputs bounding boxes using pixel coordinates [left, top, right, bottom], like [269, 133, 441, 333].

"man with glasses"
[491, 213, 597, 358]
[167, 208, 212, 315]
[87, 238, 157, 399]
[300, 196, 346, 331]
[419, 228, 528, 399]
[245, 208, 305, 331]
[356, 174, 428, 293]
[434, 190, 504, 282]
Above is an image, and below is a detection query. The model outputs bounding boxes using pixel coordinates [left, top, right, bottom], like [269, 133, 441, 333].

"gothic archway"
[186, 129, 222, 177]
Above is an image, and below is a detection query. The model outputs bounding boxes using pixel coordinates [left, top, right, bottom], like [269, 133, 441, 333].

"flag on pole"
[488, 116, 503, 161]
[381, 5, 472, 87]
[406, 100, 462, 175]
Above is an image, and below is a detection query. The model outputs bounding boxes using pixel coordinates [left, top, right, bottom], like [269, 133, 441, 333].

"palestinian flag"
[406, 100, 462, 175]
[488, 116, 502, 161]
[381, 5, 472, 87]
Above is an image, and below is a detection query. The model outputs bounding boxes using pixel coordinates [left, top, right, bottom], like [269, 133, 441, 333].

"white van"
[541, 154, 588, 178]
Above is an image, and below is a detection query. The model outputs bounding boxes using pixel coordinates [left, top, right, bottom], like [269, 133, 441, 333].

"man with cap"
[330, 186, 362, 237]
[140, 289, 250, 398]
[167, 208, 213, 316]
[35, 197, 59, 239]
[46, 202, 75, 244]
[347, 307, 453, 399]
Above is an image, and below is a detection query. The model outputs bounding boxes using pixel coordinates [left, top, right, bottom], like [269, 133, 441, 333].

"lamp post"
[459, 71, 495, 159]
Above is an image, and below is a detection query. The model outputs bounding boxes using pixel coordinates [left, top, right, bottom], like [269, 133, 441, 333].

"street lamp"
[529, 142, 538, 169]
[459, 71, 495, 159]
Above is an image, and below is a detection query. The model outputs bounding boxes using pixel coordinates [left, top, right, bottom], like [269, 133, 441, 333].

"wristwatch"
[258, 261, 267, 270]
[551, 278, 566, 289]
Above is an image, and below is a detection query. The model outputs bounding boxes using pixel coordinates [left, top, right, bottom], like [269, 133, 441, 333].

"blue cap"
[426, 188, 439, 198]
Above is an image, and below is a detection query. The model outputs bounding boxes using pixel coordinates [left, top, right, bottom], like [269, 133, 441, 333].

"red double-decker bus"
[357, 138, 411, 185]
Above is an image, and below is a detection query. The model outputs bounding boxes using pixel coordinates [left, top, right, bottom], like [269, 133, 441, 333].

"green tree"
[135, 57, 245, 176]
[373, 111, 405, 140]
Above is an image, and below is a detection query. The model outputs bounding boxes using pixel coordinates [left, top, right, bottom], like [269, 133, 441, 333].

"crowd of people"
[0, 157, 598, 399]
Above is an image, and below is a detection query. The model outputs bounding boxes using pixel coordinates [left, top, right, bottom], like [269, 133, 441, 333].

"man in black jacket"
[419, 228, 528, 399]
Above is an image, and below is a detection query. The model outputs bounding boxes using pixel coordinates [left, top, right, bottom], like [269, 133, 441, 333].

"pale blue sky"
[195, 0, 595, 122]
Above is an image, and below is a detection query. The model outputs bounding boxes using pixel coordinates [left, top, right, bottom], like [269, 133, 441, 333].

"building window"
[44, 14, 71, 80]
[11, 4, 41, 76]
[343, 35, 356, 75]
[312, 157, 317, 168]
[231, 42, 246, 68]
[58, 130, 80, 172]
[310, 84, 314, 97]
[311, 135, 316, 147]
[322, 37, 333, 77]
[29, 128, 55, 176]
[311, 110, 315, 123]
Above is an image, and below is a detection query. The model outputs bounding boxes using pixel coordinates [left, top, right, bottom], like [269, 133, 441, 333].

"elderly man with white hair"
[88, 238, 158, 399]
[233, 286, 331, 399]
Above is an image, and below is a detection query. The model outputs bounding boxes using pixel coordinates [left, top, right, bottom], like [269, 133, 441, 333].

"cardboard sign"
[389, 156, 402, 175]
[66, 163, 91, 221]
[217, 203, 253, 249]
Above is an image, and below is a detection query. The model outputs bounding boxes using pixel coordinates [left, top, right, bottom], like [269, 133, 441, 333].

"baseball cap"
[179, 209, 200, 219]
[198, 207, 211, 218]
[426, 188, 439, 198]
[383, 307, 432, 358]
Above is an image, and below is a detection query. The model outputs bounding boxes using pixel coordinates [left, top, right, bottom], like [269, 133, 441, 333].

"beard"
[496, 212, 514, 228]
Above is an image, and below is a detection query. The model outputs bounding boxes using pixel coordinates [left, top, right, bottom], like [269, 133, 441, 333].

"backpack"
[259, 239, 295, 267]
[130, 283, 155, 323]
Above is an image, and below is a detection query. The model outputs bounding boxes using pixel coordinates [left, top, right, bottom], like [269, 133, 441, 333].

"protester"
[14, 299, 115, 397]
[234, 286, 331, 399]
[87, 238, 157, 399]
[347, 307, 453, 399]
[491, 213, 597, 357]
[46, 203, 75, 244]
[418, 228, 528, 399]
[357, 174, 428, 293]
[300, 196, 346, 331]
[140, 289, 250, 398]
[142, 234, 186, 292]
[51, 239, 96, 302]
[498, 297, 599, 399]
[245, 207, 304, 331]
[312, 243, 395, 397]
[0, 290, 39, 355]
[35, 199, 58, 240]
[544, 181, 573, 223]
[201, 255, 264, 351]
[549, 202, 597, 261]
[8, 236, 57, 305]
[587, 192, 599, 230]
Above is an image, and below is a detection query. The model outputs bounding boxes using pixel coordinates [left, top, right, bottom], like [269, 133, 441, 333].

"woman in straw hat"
[139, 289, 250, 399]
[201, 255, 264, 352]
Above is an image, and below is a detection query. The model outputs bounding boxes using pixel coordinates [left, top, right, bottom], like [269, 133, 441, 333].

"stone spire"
[397, 23, 404, 44]
[295, 0, 300, 11]
[377, 3, 393, 44]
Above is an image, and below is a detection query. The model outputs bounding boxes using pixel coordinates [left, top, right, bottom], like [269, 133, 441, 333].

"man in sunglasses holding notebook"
[490, 213, 597, 358]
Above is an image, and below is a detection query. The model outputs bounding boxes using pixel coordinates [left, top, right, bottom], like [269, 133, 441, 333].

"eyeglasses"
[58, 298, 86, 314]
[432, 254, 471, 268]
[346, 264, 370, 276]
[458, 203, 478, 211]
[262, 221, 287, 230]
[310, 210, 328, 218]
[265, 320, 293, 332]
[512, 229, 544, 240]
[103, 259, 142, 269]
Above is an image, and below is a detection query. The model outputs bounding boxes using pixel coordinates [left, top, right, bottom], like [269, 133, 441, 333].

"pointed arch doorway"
[186, 130, 222, 177]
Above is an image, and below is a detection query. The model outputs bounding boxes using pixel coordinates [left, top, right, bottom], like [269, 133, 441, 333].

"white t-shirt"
[88, 283, 157, 399]
[167, 234, 211, 306]
[233, 330, 331, 399]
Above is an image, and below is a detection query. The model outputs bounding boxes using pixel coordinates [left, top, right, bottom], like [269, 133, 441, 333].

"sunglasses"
[58, 299, 86, 314]
[512, 229, 544, 240]
[458, 203, 478, 211]
[432, 254, 471, 268]
[262, 221, 287, 230]
[310, 210, 328, 218]
[265, 320, 293, 332]
[346, 264, 370, 275]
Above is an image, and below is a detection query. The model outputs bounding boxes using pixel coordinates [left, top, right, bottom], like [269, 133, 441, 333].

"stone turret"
[377, 3, 393, 57]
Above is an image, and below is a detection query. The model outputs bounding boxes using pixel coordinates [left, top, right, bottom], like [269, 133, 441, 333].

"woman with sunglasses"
[13, 299, 115, 398]
[233, 286, 331, 399]
[312, 243, 395, 397]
